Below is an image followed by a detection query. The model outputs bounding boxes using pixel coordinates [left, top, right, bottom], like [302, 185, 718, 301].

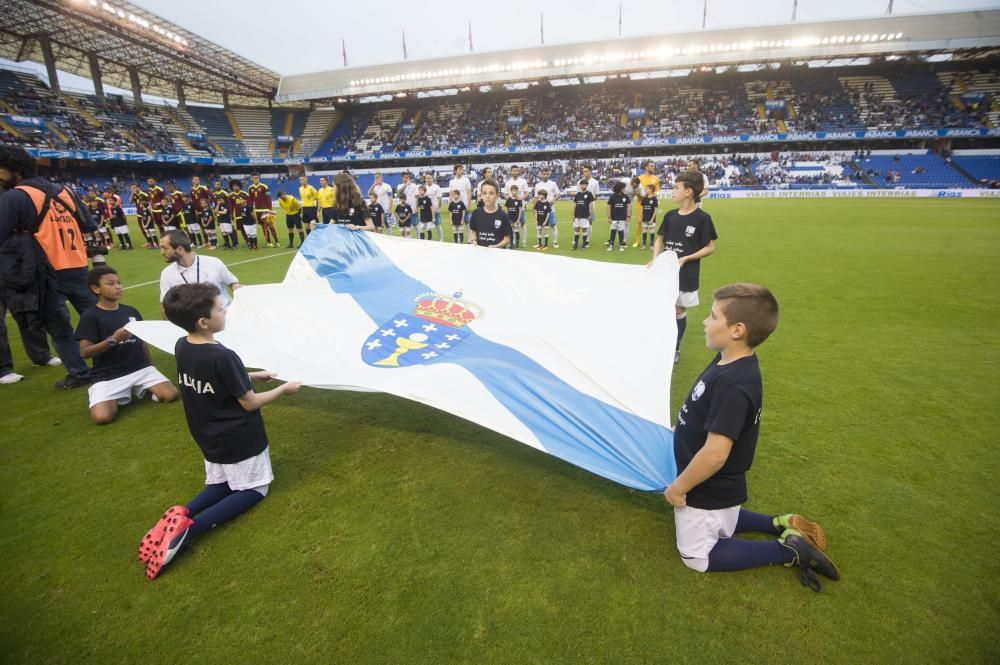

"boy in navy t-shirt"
[606, 181, 630, 252]
[74, 266, 178, 424]
[416, 186, 434, 240]
[503, 186, 524, 249]
[652, 171, 717, 365]
[394, 197, 414, 239]
[663, 283, 839, 591]
[368, 192, 386, 233]
[447, 190, 467, 244]
[639, 184, 658, 250]
[572, 179, 595, 250]
[533, 190, 552, 250]
[139, 282, 301, 580]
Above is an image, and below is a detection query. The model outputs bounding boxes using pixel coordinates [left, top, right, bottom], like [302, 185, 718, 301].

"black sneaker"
[780, 528, 840, 591]
[54, 373, 90, 390]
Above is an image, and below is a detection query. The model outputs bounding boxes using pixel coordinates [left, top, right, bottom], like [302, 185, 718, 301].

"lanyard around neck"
[179, 255, 200, 284]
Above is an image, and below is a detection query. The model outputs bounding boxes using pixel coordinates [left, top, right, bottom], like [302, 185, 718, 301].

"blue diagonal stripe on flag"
[299, 226, 676, 491]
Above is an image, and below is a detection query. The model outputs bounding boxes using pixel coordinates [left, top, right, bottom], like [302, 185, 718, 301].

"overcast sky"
[132, 0, 995, 74]
[3, 0, 995, 100]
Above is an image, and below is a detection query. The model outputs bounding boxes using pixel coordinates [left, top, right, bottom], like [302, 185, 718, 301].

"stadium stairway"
[846, 160, 876, 186]
[60, 94, 101, 128]
[951, 155, 1000, 183]
[225, 109, 244, 140]
[839, 76, 899, 129]
[162, 106, 215, 157]
[298, 109, 340, 156]
[944, 157, 986, 186]
[0, 116, 23, 139]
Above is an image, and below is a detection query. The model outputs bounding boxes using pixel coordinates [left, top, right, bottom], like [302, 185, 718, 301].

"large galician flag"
[130, 226, 680, 491]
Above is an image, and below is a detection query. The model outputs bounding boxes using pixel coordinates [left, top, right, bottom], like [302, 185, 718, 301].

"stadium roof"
[277, 9, 1000, 104]
[0, 0, 279, 105]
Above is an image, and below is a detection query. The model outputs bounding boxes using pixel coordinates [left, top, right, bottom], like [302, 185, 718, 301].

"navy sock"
[186, 482, 235, 515]
[676, 315, 687, 347]
[187, 489, 265, 540]
[736, 508, 782, 536]
[707, 537, 793, 572]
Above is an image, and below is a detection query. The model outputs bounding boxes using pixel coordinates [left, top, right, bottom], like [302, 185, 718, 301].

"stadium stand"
[186, 105, 248, 158]
[2, 60, 998, 185]
[949, 153, 1000, 186]
[855, 151, 974, 188]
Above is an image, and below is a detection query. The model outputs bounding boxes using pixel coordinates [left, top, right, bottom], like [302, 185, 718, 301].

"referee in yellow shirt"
[317, 176, 337, 225]
[277, 191, 305, 248]
[298, 175, 319, 233]
[635, 160, 660, 247]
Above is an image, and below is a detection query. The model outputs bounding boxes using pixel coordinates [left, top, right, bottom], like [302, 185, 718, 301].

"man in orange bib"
[0, 146, 97, 389]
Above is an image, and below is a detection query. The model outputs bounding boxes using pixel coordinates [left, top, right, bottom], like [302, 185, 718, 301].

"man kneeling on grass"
[663, 283, 841, 591]
[75, 266, 178, 424]
[138, 283, 301, 580]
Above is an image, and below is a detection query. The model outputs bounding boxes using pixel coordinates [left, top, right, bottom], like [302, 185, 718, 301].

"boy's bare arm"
[664, 432, 734, 506]
[237, 380, 301, 412]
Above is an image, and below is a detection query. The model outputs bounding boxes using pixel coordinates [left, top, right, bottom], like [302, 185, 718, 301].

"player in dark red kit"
[248, 173, 278, 248]
[147, 177, 166, 236]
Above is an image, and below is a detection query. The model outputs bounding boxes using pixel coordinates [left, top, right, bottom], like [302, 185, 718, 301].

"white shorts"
[205, 446, 274, 491]
[610, 220, 628, 232]
[87, 365, 169, 408]
[674, 504, 741, 572]
[186, 224, 201, 234]
[163, 224, 177, 231]
[641, 221, 656, 231]
[418, 221, 435, 232]
[676, 290, 699, 308]
[573, 218, 590, 229]
[220, 222, 233, 233]
[243, 224, 258, 237]
[114, 225, 129, 234]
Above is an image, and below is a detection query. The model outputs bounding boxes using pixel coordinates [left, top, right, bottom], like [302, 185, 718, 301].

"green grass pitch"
[1, 199, 998, 664]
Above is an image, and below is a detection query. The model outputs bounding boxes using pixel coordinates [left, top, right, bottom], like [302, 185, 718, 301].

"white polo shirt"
[534, 179, 560, 202]
[448, 175, 472, 206]
[369, 181, 393, 213]
[504, 176, 529, 200]
[423, 182, 442, 211]
[159, 254, 240, 308]
[398, 181, 419, 210]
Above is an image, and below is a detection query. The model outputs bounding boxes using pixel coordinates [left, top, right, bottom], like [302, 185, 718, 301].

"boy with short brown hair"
[663, 283, 840, 591]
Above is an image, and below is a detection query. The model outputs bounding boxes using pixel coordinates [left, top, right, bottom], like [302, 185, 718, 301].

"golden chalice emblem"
[374, 333, 429, 367]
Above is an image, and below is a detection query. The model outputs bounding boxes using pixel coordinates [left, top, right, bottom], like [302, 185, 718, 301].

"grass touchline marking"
[125, 250, 297, 290]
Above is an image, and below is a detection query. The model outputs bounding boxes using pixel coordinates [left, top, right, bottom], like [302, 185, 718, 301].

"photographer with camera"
[0, 145, 96, 389]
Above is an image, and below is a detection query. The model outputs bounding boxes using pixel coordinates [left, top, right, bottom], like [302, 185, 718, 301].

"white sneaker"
[34, 357, 62, 367]
[619, 246, 625, 252]
[0, 372, 24, 384]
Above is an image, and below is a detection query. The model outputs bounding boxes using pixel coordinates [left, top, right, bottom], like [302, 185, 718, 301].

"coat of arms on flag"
[361, 291, 484, 368]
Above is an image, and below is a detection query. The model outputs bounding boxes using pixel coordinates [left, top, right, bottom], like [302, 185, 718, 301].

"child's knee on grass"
[680, 552, 709, 573]
[90, 401, 118, 425]
[150, 381, 179, 403]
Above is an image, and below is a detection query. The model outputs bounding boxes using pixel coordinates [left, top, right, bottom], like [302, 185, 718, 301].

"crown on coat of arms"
[413, 291, 483, 328]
